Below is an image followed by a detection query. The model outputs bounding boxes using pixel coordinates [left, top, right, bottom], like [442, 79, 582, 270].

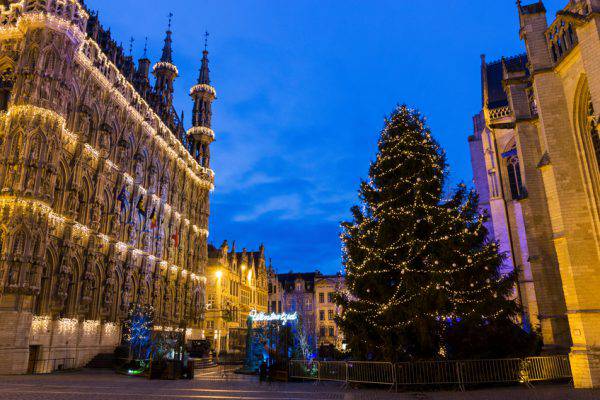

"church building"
[469, 0, 600, 388]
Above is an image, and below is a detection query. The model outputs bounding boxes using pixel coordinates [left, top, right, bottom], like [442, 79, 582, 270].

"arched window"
[507, 155, 524, 200]
[586, 98, 600, 167]
[0, 66, 14, 112]
[576, 79, 600, 179]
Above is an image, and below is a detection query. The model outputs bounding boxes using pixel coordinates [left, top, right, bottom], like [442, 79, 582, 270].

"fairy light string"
[336, 105, 518, 347]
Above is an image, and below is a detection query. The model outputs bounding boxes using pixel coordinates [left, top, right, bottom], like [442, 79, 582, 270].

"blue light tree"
[123, 304, 155, 359]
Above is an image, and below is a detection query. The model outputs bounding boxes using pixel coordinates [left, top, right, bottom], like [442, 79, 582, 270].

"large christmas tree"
[336, 105, 534, 361]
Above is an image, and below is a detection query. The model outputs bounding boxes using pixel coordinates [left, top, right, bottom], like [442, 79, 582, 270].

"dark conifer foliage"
[336, 105, 534, 361]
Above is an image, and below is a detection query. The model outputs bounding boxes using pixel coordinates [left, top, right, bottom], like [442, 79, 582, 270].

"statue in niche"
[155, 230, 164, 258]
[98, 133, 110, 158]
[163, 288, 171, 318]
[80, 268, 95, 305]
[116, 140, 128, 168]
[148, 166, 158, 194]
[103, 275, 115, 310]
[27, 262, 39, 291]
[121, 270, 133, 312]
[160, 178, 169, 202]
[21, 75, 33, 100]
[55, 262, 71, 305]
[141, 231, 150, 252]
[28, 139, 40, 165]
[40, 78, 50, 101]
[7, 264, 19, 286]
[90, 201, 102, 230]
[42, 171, 51, 198]
[127, 221, 137, 246]
[66, 189, 79, 217]
[133, 154, 144, 184]
[138, 277, 148, 304]
[110, 212, 121, 237]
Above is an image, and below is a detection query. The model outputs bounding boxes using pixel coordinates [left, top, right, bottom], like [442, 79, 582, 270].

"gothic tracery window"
[586, 98, 600, 168]
[507, 155, 524, 200]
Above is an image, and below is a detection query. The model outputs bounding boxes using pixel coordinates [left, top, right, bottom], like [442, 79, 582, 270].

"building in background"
[268, 269, 345, 355]
[468, 54, 540, 333]
[205, 241, 268, 354]
[0, 1, 214, 374]
[315, 274, 345, 351]
[469, 0, 600, 388]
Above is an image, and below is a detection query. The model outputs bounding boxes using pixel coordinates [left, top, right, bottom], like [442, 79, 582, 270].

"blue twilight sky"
[86, 0, 564, 274]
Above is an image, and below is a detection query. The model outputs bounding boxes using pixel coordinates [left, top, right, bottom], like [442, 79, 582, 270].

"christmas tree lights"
[336, 105, 530, 361]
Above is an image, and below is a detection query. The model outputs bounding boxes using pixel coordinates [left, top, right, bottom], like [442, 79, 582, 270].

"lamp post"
[215, 270, 222, 355]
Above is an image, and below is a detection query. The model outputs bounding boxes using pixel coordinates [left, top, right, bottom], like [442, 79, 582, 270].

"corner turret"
[187, 32, 217, 168]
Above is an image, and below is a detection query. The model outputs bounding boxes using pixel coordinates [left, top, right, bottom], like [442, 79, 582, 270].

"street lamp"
[215, 270, 222, 279]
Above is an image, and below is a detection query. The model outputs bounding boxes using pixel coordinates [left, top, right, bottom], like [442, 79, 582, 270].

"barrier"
[524, 356, 571, 382]
[289, 359, 319, 380]
[318, 361, 347, 382]
[289, 355, 572, 389]
[395, 360, 460, 385]
[459, 358, 522, 384]
[347, 361, 395, 385]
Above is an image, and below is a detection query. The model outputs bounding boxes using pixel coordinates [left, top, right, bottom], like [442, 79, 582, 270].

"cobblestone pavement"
[0, 368, 599, 400]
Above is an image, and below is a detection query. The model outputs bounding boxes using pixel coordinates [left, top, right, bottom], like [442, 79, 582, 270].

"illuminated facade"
[0, 0, 214, 374]
[205, 241, 268, 354]
[314, 274, 344, 350]
[469, 0, 600, 388]
[268, 270, 345, 354]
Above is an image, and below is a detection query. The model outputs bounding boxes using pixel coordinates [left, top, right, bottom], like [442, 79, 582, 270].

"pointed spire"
[198, 31, 211, 85]
[160, 12, 174, 63]
[128, 37, 134, 56]
[142, 37, 148, 59]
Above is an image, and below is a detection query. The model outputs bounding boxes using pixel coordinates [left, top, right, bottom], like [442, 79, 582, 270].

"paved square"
[0, 368, 598, 400]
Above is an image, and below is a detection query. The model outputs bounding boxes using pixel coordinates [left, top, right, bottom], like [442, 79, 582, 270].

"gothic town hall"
[0, 0, 215, 373]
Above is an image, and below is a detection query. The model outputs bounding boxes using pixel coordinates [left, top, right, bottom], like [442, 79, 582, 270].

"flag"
[117, 185, 129, 221]
[171, 229, 179, 247]
[150, 207, 157, 229]
[136, 196, 146, 218]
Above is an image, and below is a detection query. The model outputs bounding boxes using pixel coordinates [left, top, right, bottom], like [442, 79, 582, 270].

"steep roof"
[277, 272, 317, 292]
[484, 59, 508, 109]
[483, 54, 528, 109]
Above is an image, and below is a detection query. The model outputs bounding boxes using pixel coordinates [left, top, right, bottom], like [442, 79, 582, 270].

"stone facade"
[268, 270, 345, 355]
[314, 274, 344, 350]
[469, 0, 600, 388]
[205, 241, 268, 354]
[0, 0, 215, 374]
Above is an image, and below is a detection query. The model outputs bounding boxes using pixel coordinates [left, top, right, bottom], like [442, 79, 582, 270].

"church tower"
[188, 33, 216, 168]
[152, 15, 178, 126]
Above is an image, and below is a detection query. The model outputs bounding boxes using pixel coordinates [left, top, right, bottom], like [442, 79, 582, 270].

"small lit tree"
[123, 304, 155, 359]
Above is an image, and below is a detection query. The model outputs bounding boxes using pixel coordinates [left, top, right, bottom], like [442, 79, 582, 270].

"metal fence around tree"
[289, 355, 571, 390]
